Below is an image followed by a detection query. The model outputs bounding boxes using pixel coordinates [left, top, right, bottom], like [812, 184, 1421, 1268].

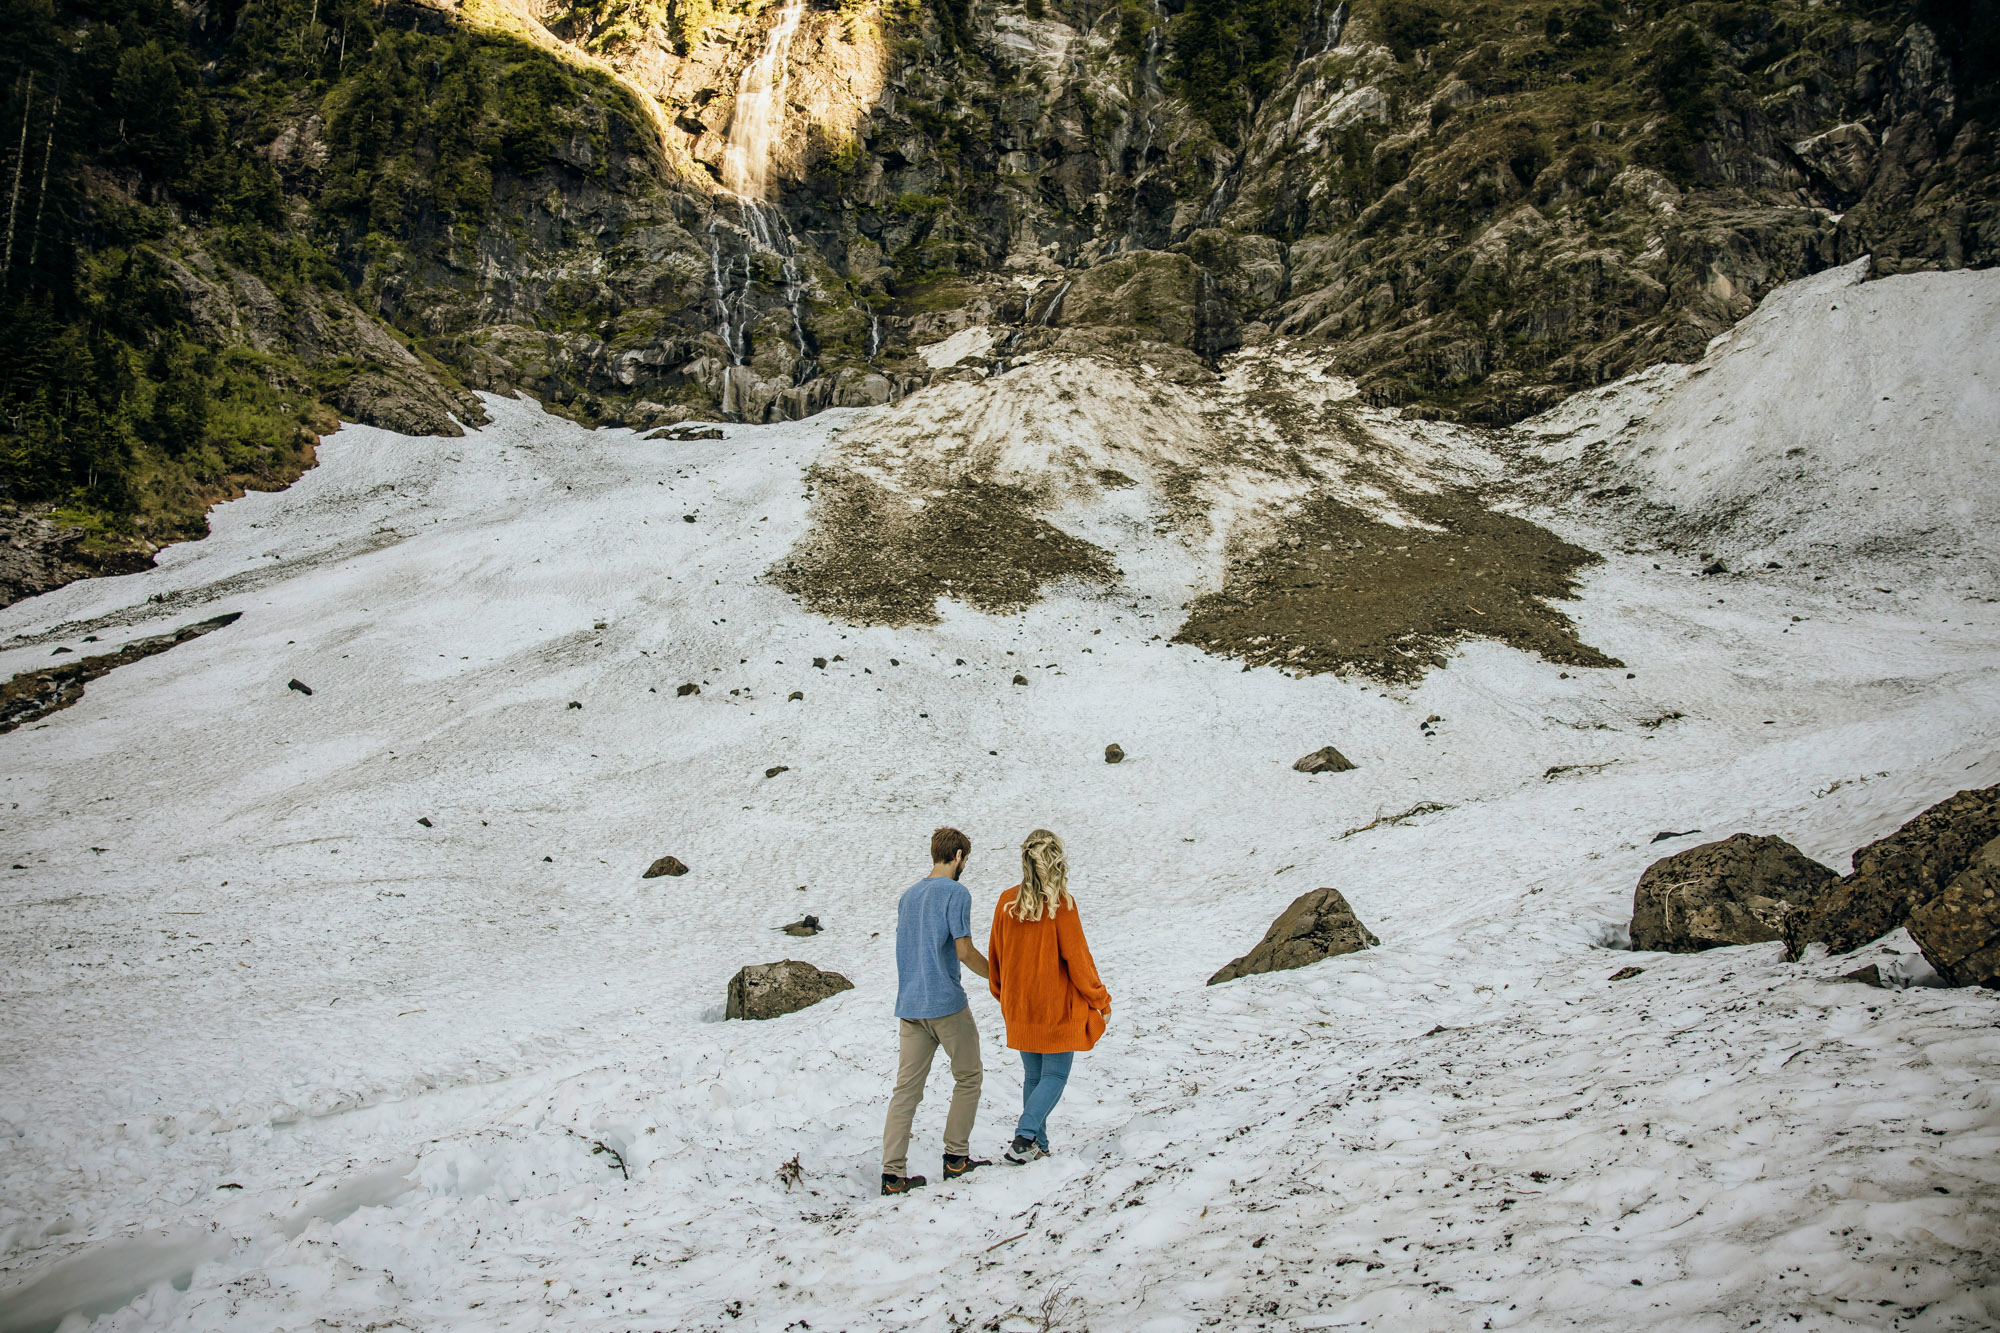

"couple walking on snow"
[880, 826, 1112, 1195]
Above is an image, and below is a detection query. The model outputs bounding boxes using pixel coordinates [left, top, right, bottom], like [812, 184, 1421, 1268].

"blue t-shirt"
[894, 876, 973, 1020]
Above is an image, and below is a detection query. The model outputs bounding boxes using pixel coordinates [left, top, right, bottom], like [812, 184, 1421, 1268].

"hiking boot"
[942, 1153, 991, 1179]
[881, 1173, 928, 1196]
[1003, 1136, 1047, 1165]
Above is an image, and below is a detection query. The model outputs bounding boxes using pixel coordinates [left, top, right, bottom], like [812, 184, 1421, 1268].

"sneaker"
[942, 1153, 991, 1179]
[881, 1173, 928, 1196]
[1003, 1136, 1047, 1165]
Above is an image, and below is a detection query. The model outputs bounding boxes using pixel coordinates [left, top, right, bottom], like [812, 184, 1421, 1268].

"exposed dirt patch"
[1174, 488, 1621, 684]
[1, 613, 242, 734]
[769, 472, 1119, 625]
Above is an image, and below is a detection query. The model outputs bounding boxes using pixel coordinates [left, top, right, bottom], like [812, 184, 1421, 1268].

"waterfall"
[706, 1, 818, 387]
[1039, 280, 1073, 327]
[721, 1, 804, 203]
[1114, 3, 1170, 253]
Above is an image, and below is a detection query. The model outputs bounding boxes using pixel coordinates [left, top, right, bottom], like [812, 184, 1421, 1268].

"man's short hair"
[931, 826, 971, 866]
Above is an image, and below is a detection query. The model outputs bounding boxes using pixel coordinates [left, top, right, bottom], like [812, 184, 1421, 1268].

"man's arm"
[954, 935, 991, 980]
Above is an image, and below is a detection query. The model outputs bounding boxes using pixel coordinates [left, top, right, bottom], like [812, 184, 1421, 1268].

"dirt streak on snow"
[1, 268, 1997, 1333]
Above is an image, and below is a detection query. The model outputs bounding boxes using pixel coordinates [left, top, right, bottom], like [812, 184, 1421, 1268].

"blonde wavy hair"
[1008, 829, 1073, 922]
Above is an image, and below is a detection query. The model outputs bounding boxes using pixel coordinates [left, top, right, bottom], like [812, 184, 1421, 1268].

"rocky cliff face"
[362, 0, 1990, 429]
[2, 0, 1992, 590]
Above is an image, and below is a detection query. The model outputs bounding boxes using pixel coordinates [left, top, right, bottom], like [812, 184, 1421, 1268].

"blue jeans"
[1015, 1051, 1074, 1150]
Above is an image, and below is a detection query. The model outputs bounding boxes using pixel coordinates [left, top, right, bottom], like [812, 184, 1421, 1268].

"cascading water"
[1039, 280, 1073, 327]
[720, 1, 802, 203]
[704, 0, 823, 411]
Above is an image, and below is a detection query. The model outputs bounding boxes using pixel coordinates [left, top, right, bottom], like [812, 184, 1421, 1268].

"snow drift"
[0, 264, 1996, 1332]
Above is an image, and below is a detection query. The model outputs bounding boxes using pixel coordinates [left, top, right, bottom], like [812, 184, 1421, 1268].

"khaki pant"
[881, 1006, 983, 1176]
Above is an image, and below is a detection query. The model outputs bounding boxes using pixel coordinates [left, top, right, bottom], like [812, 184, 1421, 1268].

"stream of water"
[703, 0, 832, 405]
[719, 1, 802, 203]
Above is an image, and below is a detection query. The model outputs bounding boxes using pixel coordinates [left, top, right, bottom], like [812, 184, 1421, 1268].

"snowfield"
[2, 266, 1997, 1332]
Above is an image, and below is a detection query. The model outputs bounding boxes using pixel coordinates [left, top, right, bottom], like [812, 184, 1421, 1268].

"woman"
[986, 828, 1112, 1163]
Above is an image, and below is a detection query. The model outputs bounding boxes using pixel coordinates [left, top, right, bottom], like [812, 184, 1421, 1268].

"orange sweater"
[987, 887, 1111, 1053]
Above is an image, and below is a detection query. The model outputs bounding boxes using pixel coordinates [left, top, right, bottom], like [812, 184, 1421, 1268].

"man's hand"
[954, 935, 991, 980]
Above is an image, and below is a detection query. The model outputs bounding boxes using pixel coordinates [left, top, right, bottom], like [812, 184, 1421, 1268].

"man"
[881, 826, 992, 1195]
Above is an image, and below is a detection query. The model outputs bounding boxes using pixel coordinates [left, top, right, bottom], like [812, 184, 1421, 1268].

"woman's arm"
[1056, 900, 1111, 1011]
[987, 896, 1005, 999]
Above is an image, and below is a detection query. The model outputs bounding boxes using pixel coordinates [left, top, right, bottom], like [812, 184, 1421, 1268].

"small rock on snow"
[1907, 832, 2000, 987]
[1630, 833, 1836, 952]
[1785, 783, 2000, 960]
[287, 678, 313, 695]
[1292, 745, 1356, 774]
[677, 683, 700, 697]
[1105, 743, 1125, 764]
[781, 915, 822, 937]
[766, 765, 790, 779]
[725, 960, 852, 1020]
[644, 856, 690, 879]
[1208, 886, 1379, 985]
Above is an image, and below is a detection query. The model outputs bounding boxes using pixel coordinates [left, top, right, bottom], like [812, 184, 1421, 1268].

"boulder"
[1907, 835, 2000, 987]
[781, 915, 822, 937]
[1105, 743, 1125, 764]
[643, 855, 689, 879]
[726, 960, 853, 1020]
[1207, 886, 1379, 985]
[1293, 746, 1356, 774]
[1629, 833, 1838, 952]
[1784, 784, 2000, 959]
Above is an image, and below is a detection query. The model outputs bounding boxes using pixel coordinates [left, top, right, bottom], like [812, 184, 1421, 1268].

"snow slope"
[1520, 259, 2000, 580]
[1, 267, 1998, 1333]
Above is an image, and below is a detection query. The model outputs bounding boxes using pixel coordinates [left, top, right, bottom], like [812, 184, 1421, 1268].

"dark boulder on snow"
[1785, 784, 2000, 959]
[1907, 834, 2000, 987]
[726, 960, 852, 1019]
[643, 855, 689, 879]
[781, 915, 822, 937]
[677, 682, 700, 697]
[1105, 743, 1125, 763]
[1208, 886, 1379, 985]
[287, 678, 313, 695]
[1629, 833, 1837, 952]
[1293, 746, 1356, 774]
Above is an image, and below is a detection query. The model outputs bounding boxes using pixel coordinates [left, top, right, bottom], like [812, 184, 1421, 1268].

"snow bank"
[1, 268, 1997, 1331]
[1521, 258, 2000, 578]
